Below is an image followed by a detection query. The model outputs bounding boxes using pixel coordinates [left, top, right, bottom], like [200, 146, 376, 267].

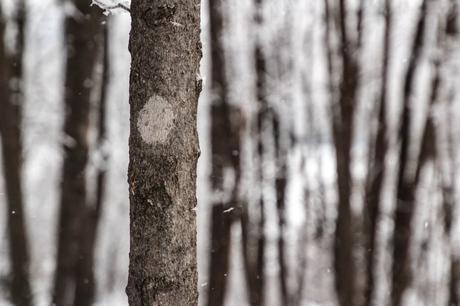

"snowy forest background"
[1, 0, 460, 306]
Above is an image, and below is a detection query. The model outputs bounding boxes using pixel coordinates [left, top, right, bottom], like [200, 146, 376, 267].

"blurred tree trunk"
[52, 1, 103, 305]
[240, 1, 268, 306]
[449, 259, 460, 306]
[446, 103, 459, 306]
[125, 0, 201, 305]
[272, 12, 292, 306]
[324, 0, 360, 305]
[205, 0, 240, 304]
[273, 114, 288, 306]
[442, 2, 459, 304]
[363, 1, 391, 305]
[73, 20, 109, 306]
[391, 1, 428, 305]
[0, 1, 33, 305]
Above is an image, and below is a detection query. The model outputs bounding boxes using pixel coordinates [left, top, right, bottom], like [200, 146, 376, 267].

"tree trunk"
[437, 3, 459, 304]
[240, 2, 268, 306]
[205, 0, 241, 304]
[273, 112, 288, 306]
[126, 0, 201, 305]
[73, 20, 109, 306]
[444, 3, 460, 305]
[53, 2, 103, 305]
[325, 1, 360, 305]
[391, 2, 428, 305]
[449, 259, 460, 306]
[0, 1, 33, 305]
[363, 1, 391, 305]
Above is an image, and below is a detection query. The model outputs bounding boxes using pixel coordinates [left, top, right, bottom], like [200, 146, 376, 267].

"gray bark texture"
[126, 0, 201, 305]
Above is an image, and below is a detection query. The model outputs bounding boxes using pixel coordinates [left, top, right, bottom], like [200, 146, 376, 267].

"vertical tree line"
[1, 0, 111, 305]
[206, 0, 239, 304]
[391, 1, 428, 305]
[363, 1, 391, 305]
[323, 0, 366, 304]
[0, 1, 33, 305]
[74, 19, 110, 306]
[52, 1, 105, 304]
[203, 0, 460, 305]
[439, 1, 459, 305]
[242, 0, 267, 305]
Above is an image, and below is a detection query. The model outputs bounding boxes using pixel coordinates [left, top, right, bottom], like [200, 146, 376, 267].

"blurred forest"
[0, 0, 460, 306]
[0, 0, 130, 305]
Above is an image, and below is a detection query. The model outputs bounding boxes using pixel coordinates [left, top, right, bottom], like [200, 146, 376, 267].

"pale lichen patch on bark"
[137, 95, 175, 145]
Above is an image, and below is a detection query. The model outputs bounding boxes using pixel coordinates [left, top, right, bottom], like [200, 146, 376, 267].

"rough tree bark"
[0, 1, 33, 305]
[53, 2, 103, 305]
[126, 0, 201, 305]
[73, 20, 109, 306]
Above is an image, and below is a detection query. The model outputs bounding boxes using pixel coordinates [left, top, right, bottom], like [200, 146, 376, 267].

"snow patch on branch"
[91, 0, 130, 15]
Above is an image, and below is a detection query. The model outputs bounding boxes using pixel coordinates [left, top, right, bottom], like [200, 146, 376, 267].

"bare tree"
[73, 19, 109, 306]
[239, 2, 271, 306]
[0, 1, 33, 305]
[324, 0, 361, 304]
[439, 2, 459, 304]
[363, 1, 391, 305]
[391, 1, 428, 305]
[205, 0, 242, 304]
[52, 1, 103, 305]
[273, 109, 289, 306]
[271, 9, 294, 306]
[125, 0, 201, 304]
